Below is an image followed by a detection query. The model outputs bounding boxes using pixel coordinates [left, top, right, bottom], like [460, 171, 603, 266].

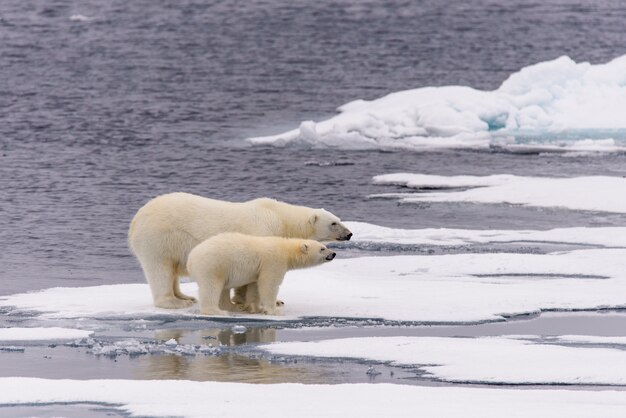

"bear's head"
[308, 209, 352, 242]
[300, 240, 336, 265]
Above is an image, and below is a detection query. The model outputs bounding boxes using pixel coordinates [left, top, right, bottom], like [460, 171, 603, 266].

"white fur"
[187, 233, 335, 315]
[128, 193, 350, 309]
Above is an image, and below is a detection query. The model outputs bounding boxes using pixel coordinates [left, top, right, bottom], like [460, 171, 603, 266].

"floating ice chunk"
[0, 346, 25, 352]
[0, 327, 93, 341]
[85, 338, 220, 357]
[555, 335, 626, 345]
[366, 366, 381, 376]
[164, 338, 178, 346]
[248, 55, 626, 151]
[263, 336, 626, 385]
[372, 173, 626, 213]
[231, 325, 247, 334]
[69, 14, 94, 22]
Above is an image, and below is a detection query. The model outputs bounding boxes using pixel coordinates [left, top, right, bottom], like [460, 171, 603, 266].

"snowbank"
[263, 336, 626, 385]
[0, 327, 93, 341]
[248, 55, 626, 151]
[2, 249, 626, 323]
[372, 174, 626, 213]
[0, 378, 625, 418]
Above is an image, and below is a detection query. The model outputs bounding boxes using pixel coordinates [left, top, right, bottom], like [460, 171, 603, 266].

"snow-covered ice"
[555, 335, 626, 345]
[1, 377, 626, 418]
[0, 327, 93, 341]
[2, 248, 626, 323]
[263, 336, 626, 385]
[346, 221, 626, 247]
[248, 55, 626, 151]
[372, 173, 626, 213]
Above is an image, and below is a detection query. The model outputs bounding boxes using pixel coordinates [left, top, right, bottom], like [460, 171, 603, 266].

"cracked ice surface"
[1, 378, 626, 417]
[248, 55, 626, 152]
[1, 249, 625, 323]
[372, 173, 626, 213]
[262, 336, 626, 385]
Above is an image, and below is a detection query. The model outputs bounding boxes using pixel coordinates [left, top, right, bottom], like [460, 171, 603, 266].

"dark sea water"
[2, 0, 626, 295]
[2, 2, 626, 413]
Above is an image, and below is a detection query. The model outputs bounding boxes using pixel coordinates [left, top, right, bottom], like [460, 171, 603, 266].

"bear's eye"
[331, 222, 337, 226]
[320, 248, 325, 253]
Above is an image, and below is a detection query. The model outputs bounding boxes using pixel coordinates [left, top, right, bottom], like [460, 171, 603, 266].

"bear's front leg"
[197, 275, 228, 316]
[256, 272, 284, 315]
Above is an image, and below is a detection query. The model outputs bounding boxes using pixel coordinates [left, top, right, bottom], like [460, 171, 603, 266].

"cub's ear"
[300, 243, 309, 253]
[309, 214, 318, 225]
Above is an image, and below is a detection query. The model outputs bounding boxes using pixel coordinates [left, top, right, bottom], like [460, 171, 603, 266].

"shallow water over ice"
[2, 312, 626, 389]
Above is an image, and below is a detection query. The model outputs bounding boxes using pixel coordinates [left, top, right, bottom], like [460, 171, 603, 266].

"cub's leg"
[197, 272, 228, 316]
[141, 258, 194, 309]
[243, 283, 260, 313]
[219, 288, 240, 312]
[256, 273, 284, 315]
[235, 284, 283, 308]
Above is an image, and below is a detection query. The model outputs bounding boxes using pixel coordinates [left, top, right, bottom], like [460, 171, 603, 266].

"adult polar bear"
[128, 192, 352, 309]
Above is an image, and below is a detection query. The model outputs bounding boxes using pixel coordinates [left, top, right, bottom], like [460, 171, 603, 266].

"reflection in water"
[137, 327, 336, 383]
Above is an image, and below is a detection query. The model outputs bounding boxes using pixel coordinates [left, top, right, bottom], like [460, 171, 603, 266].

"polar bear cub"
[128, 192, 351, 310]
[187, 233, 336, 315]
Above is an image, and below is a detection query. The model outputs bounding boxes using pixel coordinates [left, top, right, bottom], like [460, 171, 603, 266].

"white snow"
[248, 55, 626, 151]
[0, 327, 93, 341]
[372, 173, 626, 213]
[1, 378, 625, 418]
[2, 249, 626, 323]
[262, 336, 626, 385]
[556, 335, 626, 345]
[346, 221, 626, 247]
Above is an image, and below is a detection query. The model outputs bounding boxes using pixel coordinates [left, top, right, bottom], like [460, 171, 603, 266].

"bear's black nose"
[345, 233, 352, 241]
[326, 252, 336, 261]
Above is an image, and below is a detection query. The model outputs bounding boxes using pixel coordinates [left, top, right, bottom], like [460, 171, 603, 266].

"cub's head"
[300, 240, 336, 264]
[309, 209, 352, 242]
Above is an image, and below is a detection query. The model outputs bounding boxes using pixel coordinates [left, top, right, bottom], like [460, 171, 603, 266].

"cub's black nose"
[326, 252, 336, 261]
[345, 233, 353, 241]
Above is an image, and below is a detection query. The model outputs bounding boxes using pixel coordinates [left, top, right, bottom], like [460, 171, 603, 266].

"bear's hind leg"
[173, 277, 197, 302]
[141, 259, 195, 309]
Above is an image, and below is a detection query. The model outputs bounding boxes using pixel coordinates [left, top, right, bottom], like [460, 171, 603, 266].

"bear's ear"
[300, 243, 309, 253]
[309, 214, 318, 225]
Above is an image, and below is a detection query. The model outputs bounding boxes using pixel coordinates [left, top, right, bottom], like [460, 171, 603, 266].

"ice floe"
[262, 336, 626, 385]
[346, 221, 626, 248]
[372, 173, 626, 213]
[1, 377, 626, 417]
[555, 335, 626, 345]
[0, 327, 93, 341]
[69, 14, 94, 22]
[2, 249, 626, 323]
[248, 55, 626, 151]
